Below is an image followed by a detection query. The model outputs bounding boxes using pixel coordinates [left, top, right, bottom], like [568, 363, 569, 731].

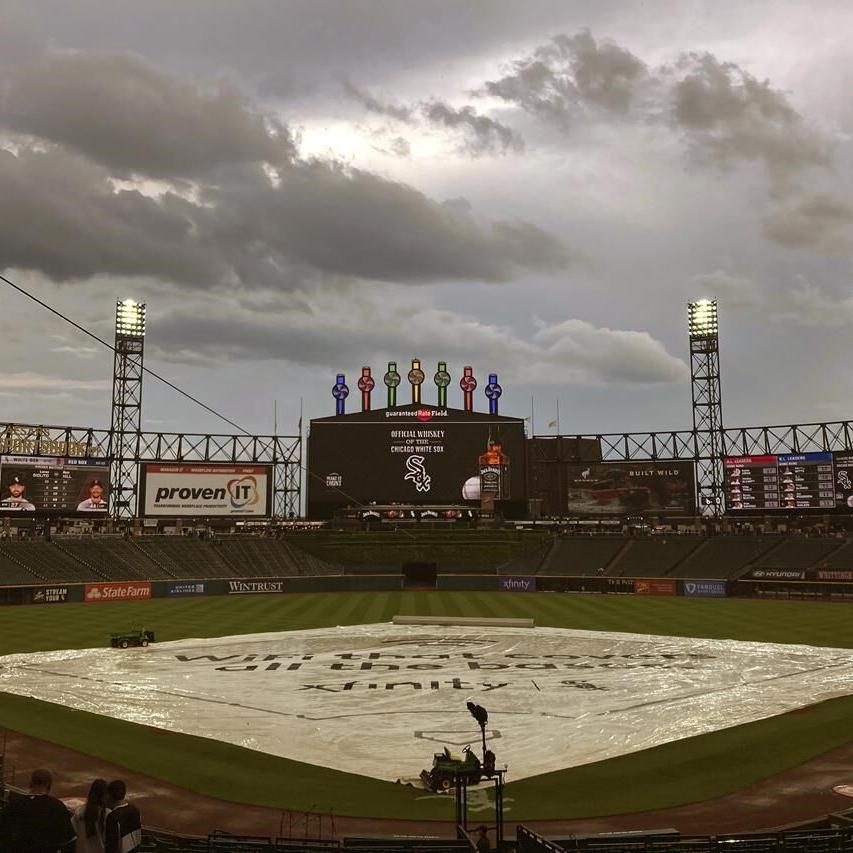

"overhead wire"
[0, 272, 250, 435]
[0, 272, 407, 519]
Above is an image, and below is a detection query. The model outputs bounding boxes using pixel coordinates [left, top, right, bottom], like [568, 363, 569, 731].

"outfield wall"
[3, 573, 853, 606]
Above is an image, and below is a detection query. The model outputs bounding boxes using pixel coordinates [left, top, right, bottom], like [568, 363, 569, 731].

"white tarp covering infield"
[2, 623, 853, 782]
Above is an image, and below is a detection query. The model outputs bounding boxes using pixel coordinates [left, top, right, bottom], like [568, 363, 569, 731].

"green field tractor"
[110, 628, 155, 649]
[420, 745, 493, 792]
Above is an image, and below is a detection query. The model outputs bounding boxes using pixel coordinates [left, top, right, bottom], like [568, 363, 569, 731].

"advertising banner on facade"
[30, 587, 71, 605]
[562, 461, 695, 517]
[84, 582, 151, 603]
[226, 579, 285, 594]
[167, 581, 207, 597]
[681, 579, 727, 598]
[818, 570, 853, 581]
[140, 464, 271, 517]
[606, 578, 636, 594]
[748, 568, 805, 580]
[634, 579, 677, 596]
[499, 576, 537, 592]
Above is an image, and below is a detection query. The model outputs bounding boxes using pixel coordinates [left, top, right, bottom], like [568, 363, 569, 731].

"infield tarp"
[2, 624, 853, 782]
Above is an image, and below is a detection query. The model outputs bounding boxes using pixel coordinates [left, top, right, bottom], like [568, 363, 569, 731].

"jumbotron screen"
[307, 404, 527, 517]
[563, 461, 696, 516]
[0, 455, 110, 515]
[725, 452, 853, 511]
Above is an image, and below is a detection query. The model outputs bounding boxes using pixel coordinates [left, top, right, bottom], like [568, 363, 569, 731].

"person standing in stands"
[71, 779, 109, 853]
[475, 825, 491, 853]
[103, 781, 141, 853]
[0, 767, 76, 853]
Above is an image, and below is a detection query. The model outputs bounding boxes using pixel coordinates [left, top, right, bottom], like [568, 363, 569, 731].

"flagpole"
[530, 394, 535, 437]
[556, 398, 561, 435]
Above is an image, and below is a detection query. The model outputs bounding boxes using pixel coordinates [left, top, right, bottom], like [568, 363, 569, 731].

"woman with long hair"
[71, 778, 109, 853]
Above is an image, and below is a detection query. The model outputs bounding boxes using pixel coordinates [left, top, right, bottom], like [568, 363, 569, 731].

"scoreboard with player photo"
[0, 456, 110, 515]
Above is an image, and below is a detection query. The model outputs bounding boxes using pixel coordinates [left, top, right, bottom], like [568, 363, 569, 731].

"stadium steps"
[130, 538, 178, 578]
[496, 540, 554, 575]
[538, 537, 628, 576]
[0, 543, 47, 585]
[280, 539, 343, 576]
[57, 539, 174, 581]
[677, 535, 783, 580]
[0, 541, 103, 583]
[135, 538, 238, 579]
[806, 537, 851, 569]
[826, 539, 853, 568]
[52, 540, 111, 581]
[600, 538, 634, 576]
[215, 539, 294, 577]
[751, 536, 840, 570]
[663, 538, 708, 577]
[607, 537, 703, 578]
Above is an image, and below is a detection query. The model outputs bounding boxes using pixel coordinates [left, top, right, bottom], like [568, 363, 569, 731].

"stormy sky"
[1, 0, 851, 437]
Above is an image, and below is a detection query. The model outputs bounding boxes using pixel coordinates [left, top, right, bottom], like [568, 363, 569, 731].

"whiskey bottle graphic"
[479, 438, 510, 500]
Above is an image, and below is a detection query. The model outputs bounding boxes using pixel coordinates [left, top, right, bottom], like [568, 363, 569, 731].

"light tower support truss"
[0, 422, 301, 520]
[4, 417, 852, 520]
[110, 300, 146, 519]
[688, 299, 726, 516]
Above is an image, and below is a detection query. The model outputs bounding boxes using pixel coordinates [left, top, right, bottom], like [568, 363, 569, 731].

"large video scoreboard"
[307, 404, 527, 518]
[725, 452, 853, 512]
[0, 455, 110, 515]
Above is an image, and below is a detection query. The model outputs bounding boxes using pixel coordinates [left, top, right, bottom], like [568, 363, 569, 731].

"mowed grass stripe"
[4, 594, 853, 653]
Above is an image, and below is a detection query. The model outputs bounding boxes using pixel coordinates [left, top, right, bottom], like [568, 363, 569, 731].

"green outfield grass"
[2, 592, 853, 819]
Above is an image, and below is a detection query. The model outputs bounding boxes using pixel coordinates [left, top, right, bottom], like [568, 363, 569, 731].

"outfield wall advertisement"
[140, 464, 271, 517]
[84, 581, 152, 603]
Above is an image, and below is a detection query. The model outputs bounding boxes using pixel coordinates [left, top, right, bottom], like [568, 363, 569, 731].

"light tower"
[109, 299, 146, 519]
[688, 299, 725, 516]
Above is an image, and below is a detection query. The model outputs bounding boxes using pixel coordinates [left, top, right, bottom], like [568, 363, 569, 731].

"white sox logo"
[404, 455, 432, 493]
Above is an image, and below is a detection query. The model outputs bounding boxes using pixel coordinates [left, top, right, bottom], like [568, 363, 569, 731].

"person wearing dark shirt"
[103, 781, 141, 853]
[475, 825, 490, 853]
[0, 768, 76, 853]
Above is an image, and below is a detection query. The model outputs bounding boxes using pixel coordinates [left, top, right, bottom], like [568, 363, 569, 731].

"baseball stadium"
[2, 296, 853, 853]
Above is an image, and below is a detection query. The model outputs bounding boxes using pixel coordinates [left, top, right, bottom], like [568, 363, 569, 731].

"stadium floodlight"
[115, 299, 146, 338]
[467, 701, 489, 759]
[688, 299, 718, 339]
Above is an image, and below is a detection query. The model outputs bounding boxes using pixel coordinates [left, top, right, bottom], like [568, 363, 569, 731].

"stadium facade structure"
[3, 417, 852, 520]
[0, 421, 301, 519]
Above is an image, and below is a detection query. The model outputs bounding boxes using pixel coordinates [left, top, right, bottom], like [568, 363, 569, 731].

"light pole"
[110, 299, 146, 519]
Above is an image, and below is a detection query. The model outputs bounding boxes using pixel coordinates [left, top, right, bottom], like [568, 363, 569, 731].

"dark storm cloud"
[482, 32, 828, 183]
[482, 31, 648, 126]
[341, 78, 523, 157]
[339, 77, 414, 122]
[671, 53, 829, 179]
[0, 48, 295, 178]
[0, 147, 223, 284]
[421, 101, 523, 156]
[0, 146, 573, 287]
[147, 304, 687, 386]
[762, 194, 853, 254]
[202, 160, 572, 283]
